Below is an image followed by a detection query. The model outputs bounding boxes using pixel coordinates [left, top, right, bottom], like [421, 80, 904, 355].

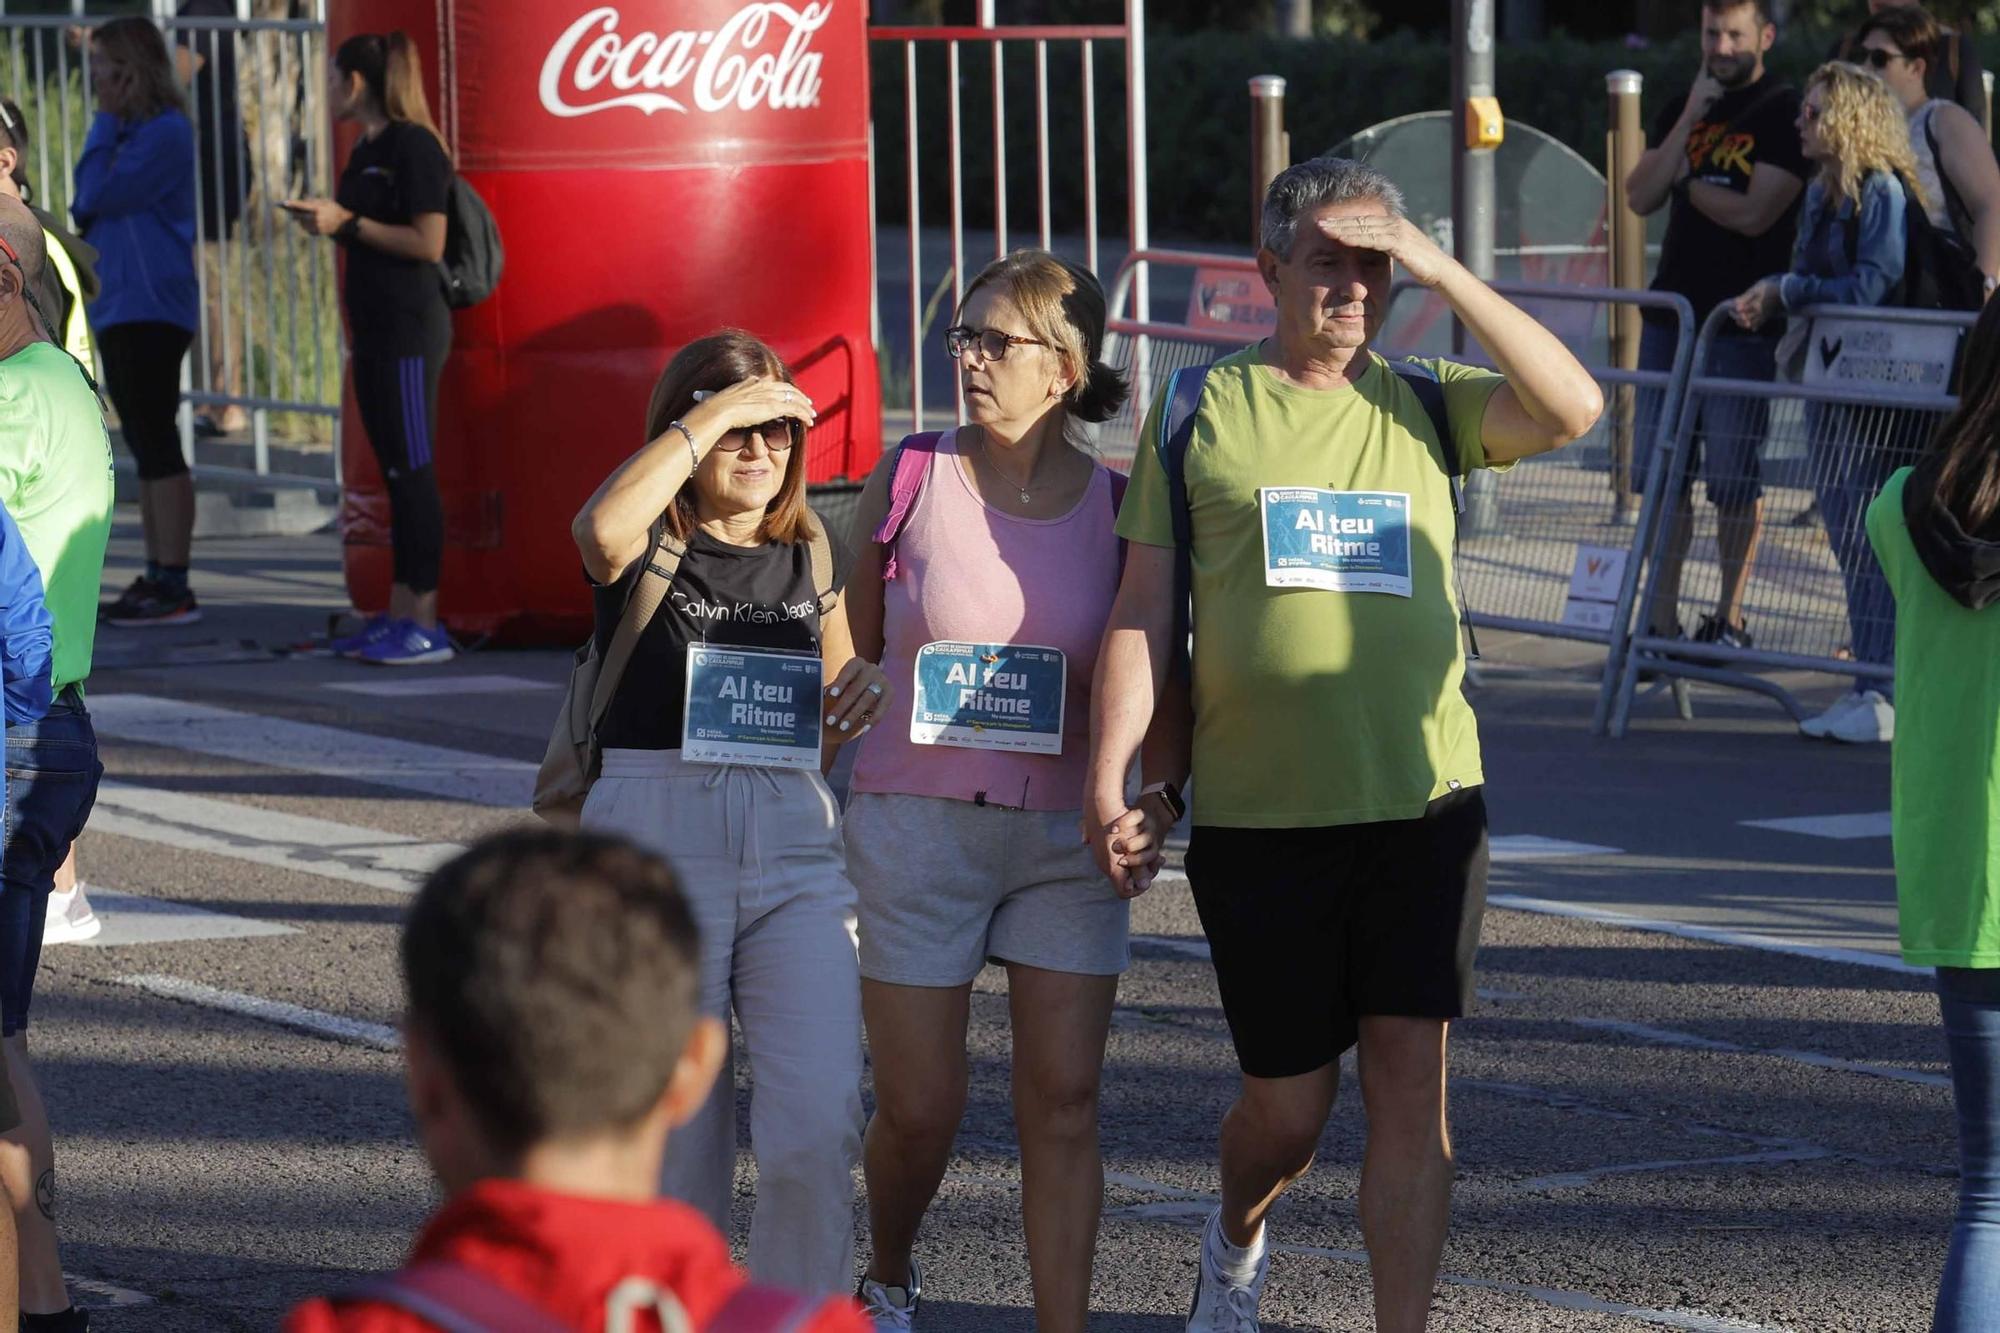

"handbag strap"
[590, 523, 687, 732]
[338, 1260, 569, 1333]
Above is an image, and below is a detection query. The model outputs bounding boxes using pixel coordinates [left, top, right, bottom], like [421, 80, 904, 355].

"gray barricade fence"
[1607, 300, 1978, 738]
[2, 9, 339, 482]
[1096, 253, 1699, 734]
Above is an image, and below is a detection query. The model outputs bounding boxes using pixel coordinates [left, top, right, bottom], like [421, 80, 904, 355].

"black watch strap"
[1141, 781, 1186, 824]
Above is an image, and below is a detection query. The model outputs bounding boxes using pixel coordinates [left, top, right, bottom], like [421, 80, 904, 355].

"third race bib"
[910, 641, 1066, 755]
[1259, 488, 1413, 597]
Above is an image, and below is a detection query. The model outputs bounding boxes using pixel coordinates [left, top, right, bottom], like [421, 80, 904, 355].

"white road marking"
[1490, 834, 1624, 860]
[1570, 1017, 1949, 1089]
[115, 975, 400, 1052]
[75, 886, 297, 947]
[1488, 893, 1924, 976]
[90, 694, 534, 808]
[71, 1275, 155, 1308]
[322, 674, 559, 698]
[1741, 811, 1892, 840]
[88, 781, 463, 894]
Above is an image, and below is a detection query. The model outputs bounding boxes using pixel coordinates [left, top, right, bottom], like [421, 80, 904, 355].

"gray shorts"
[844, 792, 1131, 986]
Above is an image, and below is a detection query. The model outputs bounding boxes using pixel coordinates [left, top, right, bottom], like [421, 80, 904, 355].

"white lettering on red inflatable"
[539, 3, 829, 118]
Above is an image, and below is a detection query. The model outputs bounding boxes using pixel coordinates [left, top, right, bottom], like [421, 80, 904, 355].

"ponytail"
[335, 31, 450, 159]
[1070, 359, 1129, 424]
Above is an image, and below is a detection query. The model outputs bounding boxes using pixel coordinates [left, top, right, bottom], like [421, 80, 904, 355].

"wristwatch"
[1139, 780, 1186, 825]
[334, 213, 361, 244]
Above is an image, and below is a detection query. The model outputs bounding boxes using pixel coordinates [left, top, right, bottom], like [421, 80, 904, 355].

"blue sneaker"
[329, 614, 394, 658]
[356, 619, 455, 667]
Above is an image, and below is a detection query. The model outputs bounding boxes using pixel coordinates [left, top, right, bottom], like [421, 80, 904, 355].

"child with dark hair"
[283, 829, 869, 1333]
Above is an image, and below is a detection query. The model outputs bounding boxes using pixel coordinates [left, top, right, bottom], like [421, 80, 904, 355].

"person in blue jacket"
[74, 17, 199, 629]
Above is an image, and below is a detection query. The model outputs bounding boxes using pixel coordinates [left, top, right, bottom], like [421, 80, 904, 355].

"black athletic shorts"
[1185, 787, 1489, 1079]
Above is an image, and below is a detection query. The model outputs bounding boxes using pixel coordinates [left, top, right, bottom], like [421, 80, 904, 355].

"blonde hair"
[1807, 61, 1928, 213]
[957, 250, 1129, 431]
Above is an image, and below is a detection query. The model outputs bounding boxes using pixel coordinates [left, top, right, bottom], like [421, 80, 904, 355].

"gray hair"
[1259, 156, 1407, 259]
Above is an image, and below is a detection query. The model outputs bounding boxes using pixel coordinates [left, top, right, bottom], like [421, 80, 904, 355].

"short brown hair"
[642, 329, 814, 546]
[957, 249, 1129, 429]
[401, 829, 701, 1158]
[1856, 5, 1945, 76]
[92, 18, 185, 122]
[1704, 0, 1776, 31]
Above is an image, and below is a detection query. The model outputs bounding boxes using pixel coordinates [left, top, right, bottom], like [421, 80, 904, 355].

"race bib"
[681, 645, 823, 770]
[1260, 488, 1413, 597]
[910, 641, 1066, 755]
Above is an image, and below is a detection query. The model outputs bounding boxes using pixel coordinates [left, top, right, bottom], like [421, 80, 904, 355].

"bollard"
[1606, 69, 1646, 524]
[1250, 76, 1288, 248]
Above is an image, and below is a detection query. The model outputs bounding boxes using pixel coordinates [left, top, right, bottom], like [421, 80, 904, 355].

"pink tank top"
[852, 430, 1122, 811]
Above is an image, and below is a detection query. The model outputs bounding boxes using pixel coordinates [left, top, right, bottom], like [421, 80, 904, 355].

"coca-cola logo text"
[538, 4, 830, 119]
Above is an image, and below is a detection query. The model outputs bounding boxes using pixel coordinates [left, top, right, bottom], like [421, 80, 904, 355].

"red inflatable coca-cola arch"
[329, 1, 881, 640]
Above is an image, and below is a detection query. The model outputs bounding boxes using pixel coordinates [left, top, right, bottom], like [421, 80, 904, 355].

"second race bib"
[910, 641, 1066, 755]
[1260, 488, 1413, 597]
[682, 645, 823, 770]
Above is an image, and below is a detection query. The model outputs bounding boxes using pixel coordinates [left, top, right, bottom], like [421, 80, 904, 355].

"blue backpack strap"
[874, 431, 944, 582]
[336, 1260, 569, 1332]
[1157, 365, 1210, 678]
[1388, 356, 1480, 660]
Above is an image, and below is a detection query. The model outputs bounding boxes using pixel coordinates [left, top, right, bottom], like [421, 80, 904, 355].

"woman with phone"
[284, 31, 454, 665]
[73, 17, 199, 627]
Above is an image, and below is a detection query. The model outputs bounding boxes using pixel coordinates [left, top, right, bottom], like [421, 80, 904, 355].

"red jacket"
[285, 1179, 870, 1333]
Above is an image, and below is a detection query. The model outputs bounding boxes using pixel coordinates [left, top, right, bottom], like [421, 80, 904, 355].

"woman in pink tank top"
[842, 252, 1182, 1332]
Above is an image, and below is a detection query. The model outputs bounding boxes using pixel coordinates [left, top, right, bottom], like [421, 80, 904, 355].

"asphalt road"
[41, 516, 1940, 1332]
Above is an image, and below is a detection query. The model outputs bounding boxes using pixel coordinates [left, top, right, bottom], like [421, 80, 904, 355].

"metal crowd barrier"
[2, 6, 340, 483]
[1607, 301, 1979, 737]
[1097, 256, 1700, 733]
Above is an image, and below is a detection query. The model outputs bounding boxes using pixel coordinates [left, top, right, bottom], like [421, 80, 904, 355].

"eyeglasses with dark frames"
[944, 325, 1049, 361]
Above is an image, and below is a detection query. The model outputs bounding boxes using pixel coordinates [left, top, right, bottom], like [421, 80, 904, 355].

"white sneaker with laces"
[1799, 691, 1867, 739]
[1826, 691, 1894, 744]
[43, 882, 101, 945]
[1187, 1210, 1268, 1333]
[857, 1259, 920, 1332]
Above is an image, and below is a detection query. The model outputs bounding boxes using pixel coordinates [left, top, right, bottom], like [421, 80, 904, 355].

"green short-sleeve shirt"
[0, 343, 115, 693]
[1117, 346, 1506, 828]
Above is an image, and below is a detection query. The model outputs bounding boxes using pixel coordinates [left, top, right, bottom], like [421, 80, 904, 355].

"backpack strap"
[705, 1283, 817, 1333]
[336, 1260, 569, 1333]
[803, 509, 840, 617]
[591, 522, 687, 735]
[1107, 466, 1130, 574]
[1157, 364, 1210, 679]
[1388, 357, 1481, 660]
[1922, 107, 1976, 241]
[874, 431, 945, 581]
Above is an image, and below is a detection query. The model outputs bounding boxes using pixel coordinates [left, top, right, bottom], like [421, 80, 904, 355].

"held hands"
[281, 199, 354, 238]
[823, 658, 890, 741]
[1731, 279, 1781, 331]
[1083, 790, 1171, 900]
[682, 376, 817, 450]
[1318, 213, 1452, 288]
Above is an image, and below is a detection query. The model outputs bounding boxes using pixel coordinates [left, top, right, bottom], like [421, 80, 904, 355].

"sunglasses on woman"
[944, 325, 1048, 361]
[714, 419, 800, 453]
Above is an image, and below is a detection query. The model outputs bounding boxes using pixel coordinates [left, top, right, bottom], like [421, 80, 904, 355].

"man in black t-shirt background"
[1625, 0, 1808, 653]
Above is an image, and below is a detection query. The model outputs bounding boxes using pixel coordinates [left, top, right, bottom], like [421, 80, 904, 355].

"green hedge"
[871, 27, 1998, 248]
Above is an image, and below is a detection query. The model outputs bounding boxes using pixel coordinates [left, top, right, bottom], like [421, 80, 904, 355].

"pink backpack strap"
[873, 431, 944, 582]
[706, 1282, 817, 1333]
[337, 1260, 568, 1332]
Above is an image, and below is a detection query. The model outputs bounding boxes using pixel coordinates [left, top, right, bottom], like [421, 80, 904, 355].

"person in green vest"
[0, 100, 98, 369]
[1867, 294, 2000, 1331]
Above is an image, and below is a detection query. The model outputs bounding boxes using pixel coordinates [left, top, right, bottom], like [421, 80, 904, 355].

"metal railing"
[871, 1, 1149, 437]
[1607, 301, 1979, 737]
[1, 4, 339, 483]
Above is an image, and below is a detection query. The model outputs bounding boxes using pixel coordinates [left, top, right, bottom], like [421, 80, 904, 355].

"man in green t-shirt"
[1086, 157, 1601, 1332]
[0, 196, 111, 1333]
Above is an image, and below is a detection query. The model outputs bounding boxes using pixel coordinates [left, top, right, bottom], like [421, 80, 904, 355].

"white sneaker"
[1826, 691, 1893, 744]
[1799, 691, 1867, 739]
[43, 882, 101, 945]
[1187, 1210, 1268, 1333]
[857, 1259, 920, 1332]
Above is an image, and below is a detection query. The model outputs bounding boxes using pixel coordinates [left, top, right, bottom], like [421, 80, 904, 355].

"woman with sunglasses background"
[569, 328, 888, 1296]
[73, 17, 199, 629]
[842, 250, 1177, 1332]
[1732, 61, 1931, 745]
[1833, 0, 1986, 121]
[283, 31, 454, 665]
[1856, 5, 2000, 298]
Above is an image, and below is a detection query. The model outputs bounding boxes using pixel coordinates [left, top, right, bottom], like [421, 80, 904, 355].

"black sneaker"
[102, 580, 201, 628]
[1692, 612, 1753, 652]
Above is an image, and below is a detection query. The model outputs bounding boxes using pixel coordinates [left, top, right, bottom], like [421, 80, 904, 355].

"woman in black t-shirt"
[570, 329, 888, 1293]
[284, 32, 453, 666]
